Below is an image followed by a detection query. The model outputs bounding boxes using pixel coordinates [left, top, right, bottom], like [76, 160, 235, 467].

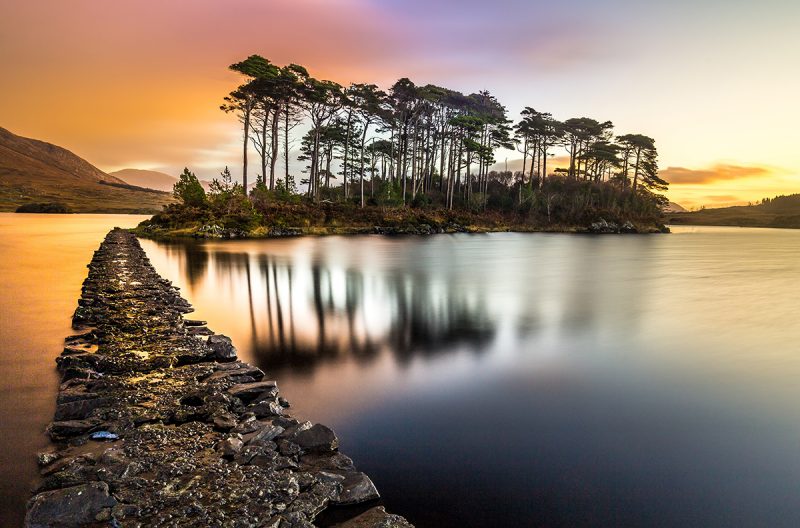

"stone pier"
[26, 229, 412, 528]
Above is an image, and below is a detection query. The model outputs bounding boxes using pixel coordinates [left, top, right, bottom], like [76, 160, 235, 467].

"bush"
[173, 168, 206, 207]
[15, 202, 71, 213]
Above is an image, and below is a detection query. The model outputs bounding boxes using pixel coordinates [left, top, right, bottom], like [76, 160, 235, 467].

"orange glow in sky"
[1, 0, 798, 209]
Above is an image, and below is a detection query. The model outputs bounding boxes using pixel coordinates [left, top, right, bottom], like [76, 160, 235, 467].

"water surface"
[2, 217, 799, 527]
[0, 213, 148, 526]
[138, 226, 800, 527]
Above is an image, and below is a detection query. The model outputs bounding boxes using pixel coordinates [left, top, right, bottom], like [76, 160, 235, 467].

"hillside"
[0, 127, 175, 213]
[668, 194, 800, 228]
[663, 201, 687, 213]
[110, 168, 178, 192]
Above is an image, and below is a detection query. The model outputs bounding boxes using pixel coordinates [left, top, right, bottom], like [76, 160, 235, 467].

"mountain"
[668, 194, 800, 228]
[110, 169, 178, 192]
[0, 127, 175, 213]
[663, 201, 687, 213]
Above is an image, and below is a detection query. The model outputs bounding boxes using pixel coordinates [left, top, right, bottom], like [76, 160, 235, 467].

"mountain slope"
[110, 168, 178, 192]
[0, 127, 175, 213]
[668, 194, 800, 228]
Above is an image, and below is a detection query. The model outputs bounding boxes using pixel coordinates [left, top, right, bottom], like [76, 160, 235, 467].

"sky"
[1, 0, 798, 209]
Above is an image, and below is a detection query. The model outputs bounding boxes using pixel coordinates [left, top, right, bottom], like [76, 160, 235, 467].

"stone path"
[26, 228, 412, 528]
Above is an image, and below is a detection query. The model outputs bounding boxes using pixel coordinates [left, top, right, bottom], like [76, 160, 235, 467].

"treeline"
[165, 55, 669, 232]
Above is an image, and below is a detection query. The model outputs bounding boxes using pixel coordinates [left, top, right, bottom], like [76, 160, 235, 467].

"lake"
[2, 214, 800, 527]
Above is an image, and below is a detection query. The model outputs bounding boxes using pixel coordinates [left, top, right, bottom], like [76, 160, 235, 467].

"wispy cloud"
[660, 164, 771, 185]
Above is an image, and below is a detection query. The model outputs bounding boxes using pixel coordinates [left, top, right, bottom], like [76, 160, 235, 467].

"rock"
[203, 364, 264, 383]
[332, 472, 380, 505]
[218, 436, 243, 458]
[294, 424, 338, 453]
[620, 220, 637, 233]
[207, 334, 237, 361]
[187, 326, 214, 336]
[54, 396, 108, 421]
[36, 452, 61, 467]
[228, 380, 278, 403]
[333, 506, 414, 528]
[249, 399, 284, 418]
[246, 424, 285, 446]
[25, 482, 117, 528]
[184, 319, 207, 327]
[211, 411, 237, 431]
[589, 218, 620, 234]
[46, 419, 99, 440]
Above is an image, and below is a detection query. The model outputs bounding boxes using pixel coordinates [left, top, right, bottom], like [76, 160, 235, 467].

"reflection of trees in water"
[156, 240, 210, 288]
[157, 241, 496, 373]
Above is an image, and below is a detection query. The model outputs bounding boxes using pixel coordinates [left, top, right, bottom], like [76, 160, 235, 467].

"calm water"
[2, 215, 800, 526]
[0, 213, 148, 526]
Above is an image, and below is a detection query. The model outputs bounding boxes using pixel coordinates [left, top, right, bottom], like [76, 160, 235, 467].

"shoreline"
[133, 220, 669, 240]
[26, 228, 412, 527]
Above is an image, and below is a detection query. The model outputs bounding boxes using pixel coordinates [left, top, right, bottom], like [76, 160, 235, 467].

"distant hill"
[663, 202, 687, 213]
[0, 127, 175, 213]
[668, 194, 800, 228]
[110, 168, 218, 193]
[110, 168, 178, 192]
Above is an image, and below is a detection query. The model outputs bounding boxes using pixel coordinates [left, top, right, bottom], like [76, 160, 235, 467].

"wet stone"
[25, 482, 117, 528]
[207, 334, 237, 361]
[294, 424, 339, 453]
[228, 380, 279, 403]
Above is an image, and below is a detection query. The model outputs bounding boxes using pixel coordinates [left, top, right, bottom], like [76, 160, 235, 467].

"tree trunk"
[269, 106, 280, 190]
[242, 100, 251, 193]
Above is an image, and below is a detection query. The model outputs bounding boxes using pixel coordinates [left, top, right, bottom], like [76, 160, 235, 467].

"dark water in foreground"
[138, 226, 800, 527]
[2, 215, 800, 526]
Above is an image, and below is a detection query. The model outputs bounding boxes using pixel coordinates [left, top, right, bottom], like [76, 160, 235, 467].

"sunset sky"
[1, 0, 798, 209]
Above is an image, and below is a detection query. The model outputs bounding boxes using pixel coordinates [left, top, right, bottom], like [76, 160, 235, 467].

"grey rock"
[211, 411, 237, 431]
[46, 419, 99, 440]
[249, 399, 284, 418]
[54, 397, 108, 421]
[25, 482, 117, 528]
[228, 380, 278, 403]
[294, 424, 338, 453]
[36, 452, 61, 467]
[246, 424, 285, 446]
[332, 472, 380, 505]
[207, 334, 237, 361]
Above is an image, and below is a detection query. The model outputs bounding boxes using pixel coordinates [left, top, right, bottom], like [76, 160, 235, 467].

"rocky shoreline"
[26, 228, 412, 528]
[136, 218, 668, 240]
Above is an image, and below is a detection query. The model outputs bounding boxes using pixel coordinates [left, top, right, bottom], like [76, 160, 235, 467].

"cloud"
[491, 156, 571, 173]
[704, 195, 742, 203]
[660, 164, 771, 184]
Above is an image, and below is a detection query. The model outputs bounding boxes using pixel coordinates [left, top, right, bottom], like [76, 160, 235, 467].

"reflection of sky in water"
[141, 228, 800, 527]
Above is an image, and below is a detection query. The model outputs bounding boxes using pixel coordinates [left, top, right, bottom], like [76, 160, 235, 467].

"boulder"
[294, 424, 338, 453]
[332, 472, 380, 505]
[25, 482, 117, 528]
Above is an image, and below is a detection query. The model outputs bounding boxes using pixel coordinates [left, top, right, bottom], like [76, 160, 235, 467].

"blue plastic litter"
[90, 431, 119, 441]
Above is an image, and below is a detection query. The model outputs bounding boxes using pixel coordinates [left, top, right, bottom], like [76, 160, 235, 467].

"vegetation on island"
[137, 55, 670, 237]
